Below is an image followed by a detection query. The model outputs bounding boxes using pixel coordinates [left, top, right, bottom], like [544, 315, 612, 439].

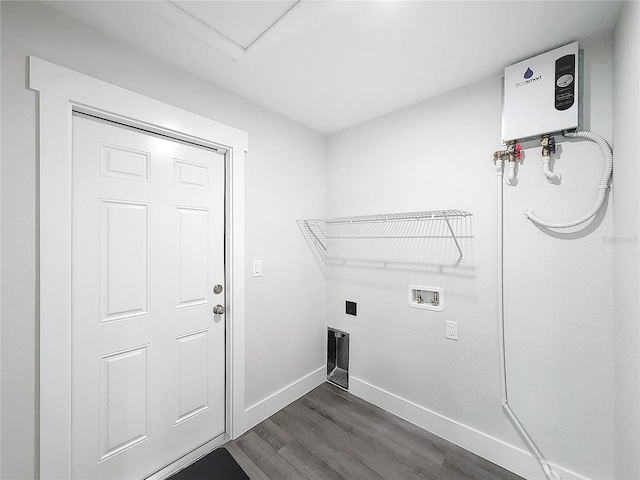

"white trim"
[228, 148, 246, 439]
[143, 0, 335, 68]
[29, 56, 247, 480]
[234, 1, 332, 68]
[240, 366, 325, 435]
[0, 4, 3, 474]
[143, 1, 245, 61]
[349, 376, 591, 480]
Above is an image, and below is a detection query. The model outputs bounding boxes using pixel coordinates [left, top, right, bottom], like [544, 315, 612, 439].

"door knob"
[213, 304, 225, 315]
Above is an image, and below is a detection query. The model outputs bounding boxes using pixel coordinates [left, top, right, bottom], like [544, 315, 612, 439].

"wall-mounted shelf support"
[298, 209, 472, 264]
[443, 217, 464, 261]
[303, 219, 327, 253]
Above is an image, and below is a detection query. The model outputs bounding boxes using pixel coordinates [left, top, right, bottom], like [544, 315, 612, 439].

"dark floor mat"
[169, 447, 249, 480]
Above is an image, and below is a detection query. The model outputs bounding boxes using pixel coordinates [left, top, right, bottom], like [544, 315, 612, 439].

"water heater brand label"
[516, 67, 542, 87]
[502, 41, 579, 143]
[516, 74, 542, 88]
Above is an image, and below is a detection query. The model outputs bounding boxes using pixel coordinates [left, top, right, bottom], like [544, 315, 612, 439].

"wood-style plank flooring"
[226, 382, 523, 480]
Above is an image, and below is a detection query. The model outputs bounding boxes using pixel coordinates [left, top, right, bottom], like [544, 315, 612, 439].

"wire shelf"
[322, 209, 472, 224]
[297, 209, 472, 263]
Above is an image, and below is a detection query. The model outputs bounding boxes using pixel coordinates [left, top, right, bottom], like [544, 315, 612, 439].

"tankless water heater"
[502, 41, 580, 143]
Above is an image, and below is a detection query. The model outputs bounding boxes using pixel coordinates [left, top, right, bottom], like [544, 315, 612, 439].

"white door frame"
[29, 56, 247, 480]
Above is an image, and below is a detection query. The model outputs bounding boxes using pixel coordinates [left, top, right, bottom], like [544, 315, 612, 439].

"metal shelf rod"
[444, 217, 464, 262]
[304, 220, 327, 252]
[322, 209, 471, 225]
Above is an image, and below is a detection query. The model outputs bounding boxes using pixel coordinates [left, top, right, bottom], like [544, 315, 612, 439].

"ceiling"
[45, 1, 623, 135]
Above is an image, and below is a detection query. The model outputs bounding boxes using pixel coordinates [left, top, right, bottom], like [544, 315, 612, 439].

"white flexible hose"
[524, 131, 612, 228]
[506, 161, 517, 185]
[496, 158, 562, 480]
[542, 155, 562, 184]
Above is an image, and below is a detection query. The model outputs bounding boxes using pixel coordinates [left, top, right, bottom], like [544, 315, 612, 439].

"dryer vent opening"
[327, 328, 349, 390]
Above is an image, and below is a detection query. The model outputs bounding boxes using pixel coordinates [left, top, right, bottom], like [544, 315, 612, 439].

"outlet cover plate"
[446, 321, 458, 340]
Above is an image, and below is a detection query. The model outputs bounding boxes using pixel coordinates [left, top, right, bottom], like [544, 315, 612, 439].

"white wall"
[1, 2, 632, 479]
[326, 34, 614, 479]
[0, 2, 326, 478]
[613, 1, 640, 478]
[0, 2, 3, 475]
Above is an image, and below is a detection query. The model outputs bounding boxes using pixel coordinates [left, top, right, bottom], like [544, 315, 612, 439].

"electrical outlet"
[446, 321, 458, 341]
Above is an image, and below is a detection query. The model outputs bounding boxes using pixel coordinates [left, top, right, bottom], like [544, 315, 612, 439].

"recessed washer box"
[408, 285, 444, 312]
[502, 41, 580, 143]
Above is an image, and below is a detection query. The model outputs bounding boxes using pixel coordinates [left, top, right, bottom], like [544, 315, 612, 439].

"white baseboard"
[239, 366, 326, 436]
[349, 376, 590, 480]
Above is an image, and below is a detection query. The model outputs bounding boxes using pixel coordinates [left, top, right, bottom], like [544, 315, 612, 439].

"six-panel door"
[71, 114, 225, 479]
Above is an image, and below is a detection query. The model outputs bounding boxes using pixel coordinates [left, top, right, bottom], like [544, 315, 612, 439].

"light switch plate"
[252, 260, 262, 277]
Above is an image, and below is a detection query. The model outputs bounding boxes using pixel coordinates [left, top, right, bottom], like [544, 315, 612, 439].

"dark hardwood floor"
[225, 382, 523, 480]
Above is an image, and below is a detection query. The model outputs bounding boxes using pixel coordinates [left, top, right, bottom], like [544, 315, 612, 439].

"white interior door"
[71, 113, 226, 479]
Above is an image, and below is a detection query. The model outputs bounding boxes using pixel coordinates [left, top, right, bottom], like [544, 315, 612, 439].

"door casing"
[29, 56, 248, 480]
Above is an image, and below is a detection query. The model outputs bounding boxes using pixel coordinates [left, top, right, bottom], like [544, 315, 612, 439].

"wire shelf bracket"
[298, 209, 472, 263]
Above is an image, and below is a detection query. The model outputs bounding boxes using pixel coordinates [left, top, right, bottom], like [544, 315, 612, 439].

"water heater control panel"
[502, 41, 580, 144]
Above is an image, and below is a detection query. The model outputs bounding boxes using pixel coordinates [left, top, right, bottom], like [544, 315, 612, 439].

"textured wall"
[326, 34, 615, 478]
[1, 2, 326, 478]
[613, 1, 640, 478]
